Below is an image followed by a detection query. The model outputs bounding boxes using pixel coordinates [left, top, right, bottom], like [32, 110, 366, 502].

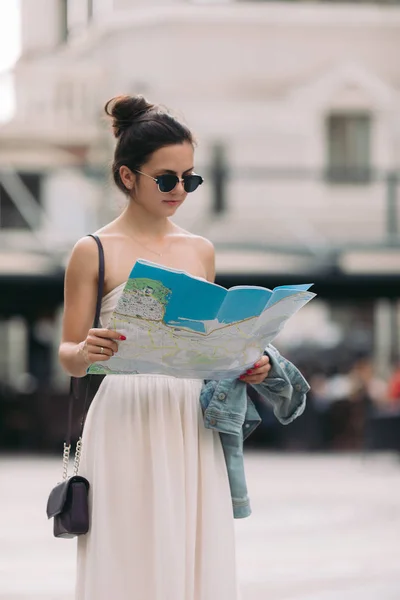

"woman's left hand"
[239, 355, 271, 384]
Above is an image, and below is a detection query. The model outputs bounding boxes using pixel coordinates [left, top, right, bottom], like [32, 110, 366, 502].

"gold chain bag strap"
[46, 234, 105, 538]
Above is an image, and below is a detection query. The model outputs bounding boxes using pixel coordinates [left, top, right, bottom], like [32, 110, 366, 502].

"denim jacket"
[199, 344, 309, 519]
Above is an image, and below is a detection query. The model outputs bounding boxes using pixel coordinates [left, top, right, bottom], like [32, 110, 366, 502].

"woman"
[59, 95, 271, 600]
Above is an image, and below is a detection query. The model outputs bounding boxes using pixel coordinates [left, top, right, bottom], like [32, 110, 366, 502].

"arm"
[58, 236, 122, 378]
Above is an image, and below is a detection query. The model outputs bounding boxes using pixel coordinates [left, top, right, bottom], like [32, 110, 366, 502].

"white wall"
[66, 0, 90, 36]
[20, 0, 63, 55]
[41, 169, 102, 243]
[91, 0, 114, 19]
[114, 0, 185, 6]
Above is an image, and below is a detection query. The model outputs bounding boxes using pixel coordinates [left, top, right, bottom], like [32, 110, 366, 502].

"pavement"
[0, 451, 399, 600]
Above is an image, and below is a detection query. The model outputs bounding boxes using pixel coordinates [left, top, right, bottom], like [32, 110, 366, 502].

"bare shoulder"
[175, 226, 214, 255]
[190, 233, 215, 258]
[65, 235, 100, 281]
[194, 236, 215, 282]
[176, 229, 215, 281]
[69, 235, 99, 262]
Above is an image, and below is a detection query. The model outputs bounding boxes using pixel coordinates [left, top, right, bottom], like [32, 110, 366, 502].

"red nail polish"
[254, 363, 260, 368]
[119, 335, 126, 341]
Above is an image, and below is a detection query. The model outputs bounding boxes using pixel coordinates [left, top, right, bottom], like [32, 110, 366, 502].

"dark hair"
[104, 95, 194, 194]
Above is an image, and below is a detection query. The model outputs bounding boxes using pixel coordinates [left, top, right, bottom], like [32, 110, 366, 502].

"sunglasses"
[135, 169, 204, 193]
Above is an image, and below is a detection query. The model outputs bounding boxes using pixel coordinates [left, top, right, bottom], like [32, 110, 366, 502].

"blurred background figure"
[387, 362, 400, 406]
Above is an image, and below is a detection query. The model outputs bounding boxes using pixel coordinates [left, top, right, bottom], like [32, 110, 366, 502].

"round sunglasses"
[135, 169, 204, 193]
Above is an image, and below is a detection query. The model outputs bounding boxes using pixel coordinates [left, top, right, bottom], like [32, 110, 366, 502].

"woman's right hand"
[78, 328, 126, 367]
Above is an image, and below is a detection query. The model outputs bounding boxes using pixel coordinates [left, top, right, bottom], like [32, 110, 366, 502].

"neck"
[120, 200, 173, 239]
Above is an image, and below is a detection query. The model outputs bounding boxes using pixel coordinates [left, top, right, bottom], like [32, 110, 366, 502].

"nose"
[172, 179, 185, 194]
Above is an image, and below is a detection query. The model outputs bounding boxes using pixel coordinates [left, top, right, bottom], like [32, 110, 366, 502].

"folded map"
[87, 260, 316, 379]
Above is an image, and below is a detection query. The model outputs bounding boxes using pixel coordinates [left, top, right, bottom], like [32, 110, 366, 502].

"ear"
[119, 166, 136, 191]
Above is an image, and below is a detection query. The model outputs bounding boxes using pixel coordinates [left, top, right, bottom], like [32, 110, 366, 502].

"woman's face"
[122, 142, 196, 216]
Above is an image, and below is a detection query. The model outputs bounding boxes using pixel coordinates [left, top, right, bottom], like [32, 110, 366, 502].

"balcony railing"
[8, 65, 104, 143]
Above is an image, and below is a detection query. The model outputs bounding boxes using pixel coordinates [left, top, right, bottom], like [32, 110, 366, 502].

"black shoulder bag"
[46, 234, 105, 539]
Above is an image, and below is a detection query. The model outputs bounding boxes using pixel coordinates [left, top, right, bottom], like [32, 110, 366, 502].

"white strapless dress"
[75, 285, 241, 600]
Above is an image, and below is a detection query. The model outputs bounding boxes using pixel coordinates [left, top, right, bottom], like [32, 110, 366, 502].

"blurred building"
[0, 0, 400, 398]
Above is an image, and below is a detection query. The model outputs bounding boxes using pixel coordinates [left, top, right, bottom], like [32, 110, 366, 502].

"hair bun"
[104, 95, 155, 138]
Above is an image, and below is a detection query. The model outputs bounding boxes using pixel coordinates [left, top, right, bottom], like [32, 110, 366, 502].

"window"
[210, 143, 227, 214]
[326, 113, 372, 184]
[61, 0, 91, 38]
[60, 0, 69, 43]
[0, 174, 41, 230]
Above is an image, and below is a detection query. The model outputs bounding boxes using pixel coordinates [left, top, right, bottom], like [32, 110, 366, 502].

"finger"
[246, 365, 271, 376]
[86, 336, 119, 354]
[243, 362, 269, 376]
[87, 344, 114, 358]
[240, 365, 271, 380]
[90, 328, 126, 341]
[253, 356, 270, 368]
